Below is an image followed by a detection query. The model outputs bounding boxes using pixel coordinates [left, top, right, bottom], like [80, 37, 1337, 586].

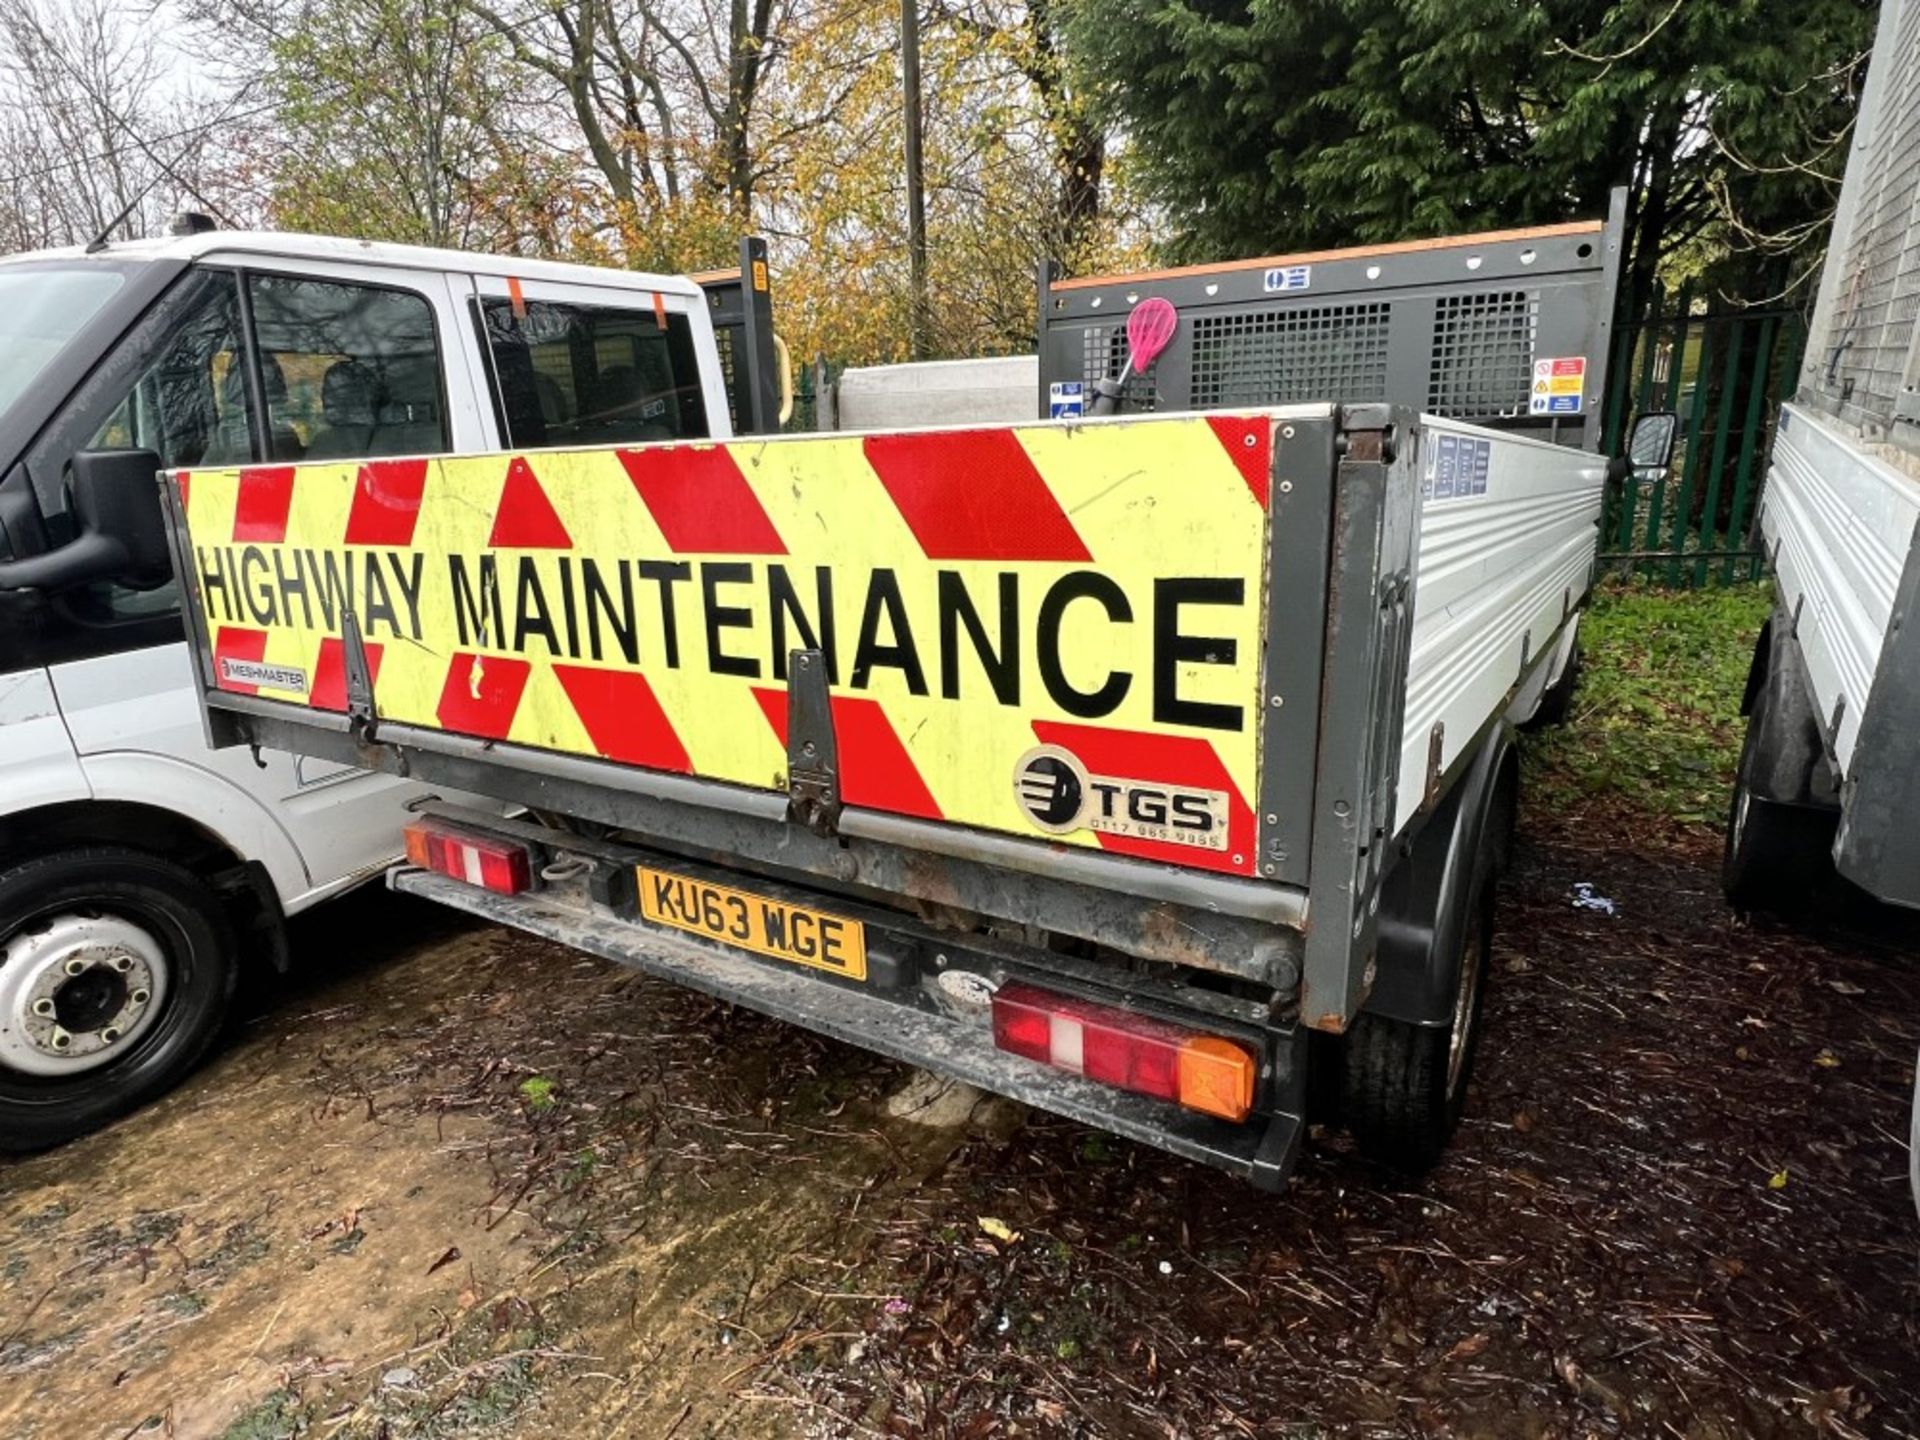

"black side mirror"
[0, 449, 168, 594]
[1626, 411, 1679, 473]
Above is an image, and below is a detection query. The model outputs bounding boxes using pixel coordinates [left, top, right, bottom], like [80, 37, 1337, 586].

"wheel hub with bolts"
[0, 913, 169, 1077]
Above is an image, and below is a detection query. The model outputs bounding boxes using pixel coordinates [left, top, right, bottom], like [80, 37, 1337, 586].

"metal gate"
[1598, 296, 1807, 586]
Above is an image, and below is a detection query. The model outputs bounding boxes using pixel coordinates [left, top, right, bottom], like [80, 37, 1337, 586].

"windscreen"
[0, 266, 128, 422]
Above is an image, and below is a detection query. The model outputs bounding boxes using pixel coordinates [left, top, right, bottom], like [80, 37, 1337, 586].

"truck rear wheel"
[1341, 830, 1496, 1172]
[0, 848, 238, 1151]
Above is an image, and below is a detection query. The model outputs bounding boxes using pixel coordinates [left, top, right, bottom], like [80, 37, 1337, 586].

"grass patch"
[218, 1390, 313, 1440]
[517, 1076, 556, 1112]
[1525, 579, 1771, 828]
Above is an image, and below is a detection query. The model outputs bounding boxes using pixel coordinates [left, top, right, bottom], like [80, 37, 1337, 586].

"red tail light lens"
[402, 820, 532, 895]
[990, 981, 1257, 1122]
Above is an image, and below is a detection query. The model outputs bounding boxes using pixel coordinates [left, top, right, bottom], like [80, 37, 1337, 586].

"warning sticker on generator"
[1262, 264, 1311, 293]
[173, 415, 1277, 878]
[1529, 356, 1587, 415]
[1423, 433, 1492, 503]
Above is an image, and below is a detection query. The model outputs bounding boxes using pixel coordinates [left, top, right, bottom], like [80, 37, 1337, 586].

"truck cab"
[0, 227, 745, 1147]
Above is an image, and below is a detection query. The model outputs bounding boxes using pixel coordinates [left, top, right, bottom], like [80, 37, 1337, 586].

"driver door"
[25, 263, 471, 908]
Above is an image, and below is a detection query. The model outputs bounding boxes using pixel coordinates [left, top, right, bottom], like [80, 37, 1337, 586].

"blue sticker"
[1434, 434, 1458, 499]
[1049, 381, 1085, 419]
[1426, 434, 1493, 503]
[1262, 264, 1312, 293]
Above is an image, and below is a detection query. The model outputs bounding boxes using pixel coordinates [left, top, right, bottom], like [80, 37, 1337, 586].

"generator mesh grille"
[713, 324, 742, 432]
[1189, 303, 1391, 408]
[1080, 324, 1157, 409]
[1815, 0, 1920, 426]
[1427, 291, 1539, 418]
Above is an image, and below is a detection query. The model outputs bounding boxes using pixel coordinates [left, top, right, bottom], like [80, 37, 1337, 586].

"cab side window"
[89, 272, 251, 470]
[479, 298, 709, 449]
[58, 271, 450, 634]
[249, 276, 449, 462]
[67, 274, 255, 626]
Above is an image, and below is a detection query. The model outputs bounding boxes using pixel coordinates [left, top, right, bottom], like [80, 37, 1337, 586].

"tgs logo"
[1012, 745, 1228, 852]
[1014, 747, 1087, 832]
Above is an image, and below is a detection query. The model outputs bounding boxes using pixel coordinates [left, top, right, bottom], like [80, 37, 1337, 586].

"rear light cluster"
[403, 820, 533, 895]
[990, 981, 1257, 1122]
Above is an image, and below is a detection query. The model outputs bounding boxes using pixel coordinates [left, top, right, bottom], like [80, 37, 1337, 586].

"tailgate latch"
[342, 607, 380, 741]
[784, 648, 841, 837]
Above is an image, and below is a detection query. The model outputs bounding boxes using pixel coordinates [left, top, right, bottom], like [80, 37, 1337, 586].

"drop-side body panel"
[1760, 404, 1919, 777]
[1402, 418, 1604, 833]
[167, 403, 1600, 933]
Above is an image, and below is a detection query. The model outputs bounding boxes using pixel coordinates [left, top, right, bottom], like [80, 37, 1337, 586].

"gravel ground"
[2, 597, 1916, 1439]
[761, 821, 1920, 1438]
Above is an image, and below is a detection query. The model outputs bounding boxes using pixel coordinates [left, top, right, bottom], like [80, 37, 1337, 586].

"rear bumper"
[204, 701, 1305, 988]
[390, 864, 1305, 1190]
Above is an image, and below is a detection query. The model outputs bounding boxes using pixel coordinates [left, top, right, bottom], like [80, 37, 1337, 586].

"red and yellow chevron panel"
[176, 415, 1275, 876]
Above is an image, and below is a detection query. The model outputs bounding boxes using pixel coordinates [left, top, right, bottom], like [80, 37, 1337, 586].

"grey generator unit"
[1037, 191, 1627, 449]
[1729, 0, 1920, 912]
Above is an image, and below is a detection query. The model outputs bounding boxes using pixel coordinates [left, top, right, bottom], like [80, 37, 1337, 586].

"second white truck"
[0, 225, 782, 1147]
[1725, 0, 1920, 917]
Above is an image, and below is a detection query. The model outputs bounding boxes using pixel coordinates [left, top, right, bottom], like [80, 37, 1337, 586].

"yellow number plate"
[635, 866, 867, 981]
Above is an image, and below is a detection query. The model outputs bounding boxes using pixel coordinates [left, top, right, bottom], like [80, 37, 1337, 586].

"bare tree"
[458, 0, 795, 224]
[0, 0, 241, 252]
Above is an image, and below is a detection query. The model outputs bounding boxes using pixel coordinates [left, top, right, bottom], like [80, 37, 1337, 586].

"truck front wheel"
[1340, 833, 1496, 1172]
[0, 848, 238, 1150]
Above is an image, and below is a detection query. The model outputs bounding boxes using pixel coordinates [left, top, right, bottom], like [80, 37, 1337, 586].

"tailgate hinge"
[1336, 402, 1399, 463]
[784, 648, 841, 836]
[341, 607, 380, 740]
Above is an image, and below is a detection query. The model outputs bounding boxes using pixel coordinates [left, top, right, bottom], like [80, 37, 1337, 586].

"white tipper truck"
[0, 224, 781, 1147]
[146, 200, 1678, 1190]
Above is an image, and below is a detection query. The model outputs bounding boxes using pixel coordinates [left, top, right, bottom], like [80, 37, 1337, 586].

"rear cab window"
[248, 274, 451, 462]
[477, 298, 709, 450]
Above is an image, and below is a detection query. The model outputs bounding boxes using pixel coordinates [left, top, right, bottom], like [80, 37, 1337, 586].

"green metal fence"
[1599, 296, 1806, 587]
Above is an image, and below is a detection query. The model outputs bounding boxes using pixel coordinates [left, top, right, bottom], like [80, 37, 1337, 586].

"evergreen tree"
[1071, 0, 1874, 314]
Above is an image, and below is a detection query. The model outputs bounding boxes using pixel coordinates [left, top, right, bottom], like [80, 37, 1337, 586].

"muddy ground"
[4, 742, 1919, 1437]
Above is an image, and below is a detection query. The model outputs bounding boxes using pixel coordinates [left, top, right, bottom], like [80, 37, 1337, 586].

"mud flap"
[1364, 723, 1513, 1028]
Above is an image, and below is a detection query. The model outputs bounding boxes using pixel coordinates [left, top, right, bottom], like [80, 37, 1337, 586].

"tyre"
[1525, 636, 1582, 729]
[1341, 834, 1496, 1172]
[1722, 742, 1837, 915]
[0, 847, 238, 1150]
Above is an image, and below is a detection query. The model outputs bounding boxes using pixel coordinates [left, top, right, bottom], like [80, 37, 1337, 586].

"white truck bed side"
[1760, 403, 1920, 776]
[1399, 419, 1604, 833]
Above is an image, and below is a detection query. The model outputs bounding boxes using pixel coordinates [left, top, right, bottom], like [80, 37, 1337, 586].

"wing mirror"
[1626, 411, 1678, 474]
[1605, 411, 1678, 493]
[0, 449, 170, 594]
